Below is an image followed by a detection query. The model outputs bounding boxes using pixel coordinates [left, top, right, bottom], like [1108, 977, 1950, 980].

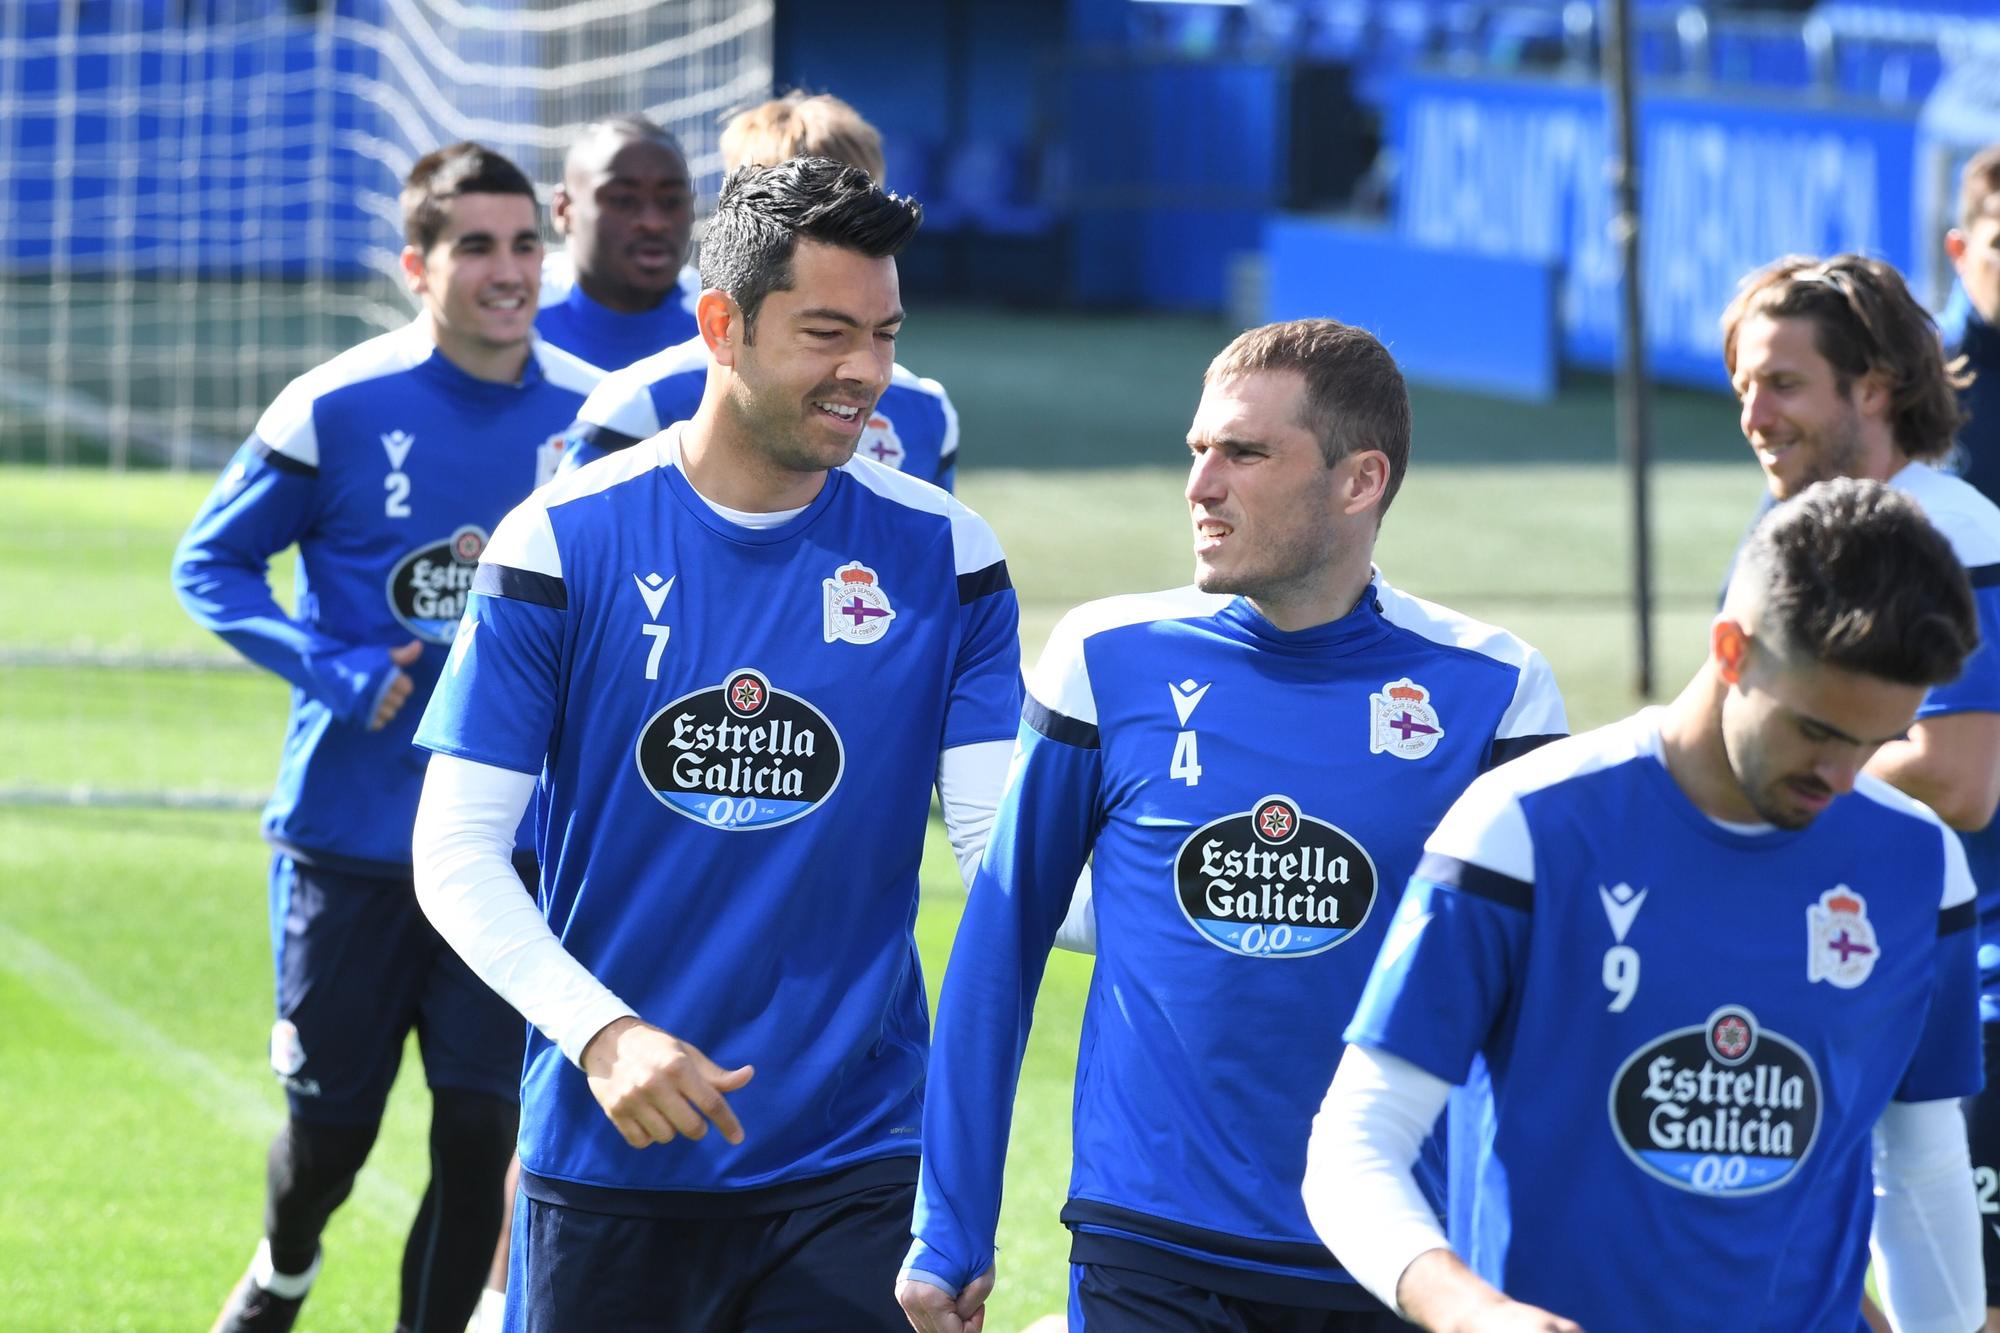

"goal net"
[0, 0, 770, 807]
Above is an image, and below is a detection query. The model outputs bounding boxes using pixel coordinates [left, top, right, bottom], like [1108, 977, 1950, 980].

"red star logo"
[1713, 1017, 1749, 1059]
[731, 677, 764, 712]
[1259, 804, 1294, 839]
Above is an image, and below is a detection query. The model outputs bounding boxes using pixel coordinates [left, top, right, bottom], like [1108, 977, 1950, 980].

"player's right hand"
[580, 1016, 754, 1149]
[896, 1265, 994, 1333]
[1447, 1303, 1583, 1333]
[367, 639, 425, 731]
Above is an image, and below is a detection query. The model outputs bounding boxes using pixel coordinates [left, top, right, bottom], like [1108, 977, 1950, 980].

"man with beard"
[560, 94, 960, 490]
[534, 114, 698, 371]
[1719, 253, 2000, 835]
[900, 319, 1565, 1332]
[409, 158, 1021, 1330]
[1305, 479, 1985, 1330]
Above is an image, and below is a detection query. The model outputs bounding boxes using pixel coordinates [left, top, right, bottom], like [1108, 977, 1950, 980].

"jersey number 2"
[384, 472, 412, 518]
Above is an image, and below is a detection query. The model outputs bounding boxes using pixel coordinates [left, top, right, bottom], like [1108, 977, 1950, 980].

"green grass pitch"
[0, 363, 1759, 1330]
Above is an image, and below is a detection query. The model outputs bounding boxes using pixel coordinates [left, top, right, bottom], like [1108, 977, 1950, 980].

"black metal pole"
[1603, 0, 1654, 697]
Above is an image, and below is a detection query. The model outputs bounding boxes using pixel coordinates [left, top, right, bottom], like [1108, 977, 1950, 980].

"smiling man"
[1719, 255, 2000, 1326]
[1307, 479, 1985, 1332]
[534, 114, 699, 371]
[175, 142, 603, 1333]
[408, 158, 1021, 1331]
[559, 94, 963, 490]
[900, 320, 1565, 1333]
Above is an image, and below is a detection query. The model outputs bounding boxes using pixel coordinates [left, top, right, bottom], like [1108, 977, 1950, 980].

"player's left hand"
[897, 1265, 994, 1333]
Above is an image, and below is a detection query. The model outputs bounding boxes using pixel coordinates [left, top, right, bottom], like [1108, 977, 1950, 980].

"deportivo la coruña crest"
[1370, 676, 1444, 759]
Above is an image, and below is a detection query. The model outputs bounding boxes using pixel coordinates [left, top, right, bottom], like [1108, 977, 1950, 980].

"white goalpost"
[0, 0, 772, 471]
[0, 0, 770, 810]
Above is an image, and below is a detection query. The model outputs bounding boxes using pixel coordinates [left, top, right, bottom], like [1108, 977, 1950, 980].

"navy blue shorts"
[1964, 1021, 2000, 1306]
[267, 854, 523, 1124]
[504, 1178, 914, 1331]
[1069, 1264, 1405, 1333]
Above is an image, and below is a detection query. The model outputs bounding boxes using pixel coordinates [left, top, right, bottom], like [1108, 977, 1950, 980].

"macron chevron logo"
[1169, 678, 1211, 725]
[1599, 883, 1648, 943]
[633, 572, 674, 620]
[381, 429, 415, 471]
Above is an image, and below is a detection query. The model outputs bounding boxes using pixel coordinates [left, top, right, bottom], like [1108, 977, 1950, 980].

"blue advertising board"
[1388, 72, 1921, 388]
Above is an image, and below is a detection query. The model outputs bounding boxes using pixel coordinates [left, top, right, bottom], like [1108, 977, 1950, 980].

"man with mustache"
[561, 93, 961, 490]
[410, 158, 1022, 1330]
[1306, 478, 1985, 1330]
[535, 114, 699, 372]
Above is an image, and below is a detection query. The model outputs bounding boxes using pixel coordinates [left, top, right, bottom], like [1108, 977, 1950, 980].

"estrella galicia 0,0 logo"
[1607, 1005, 1821, 1196]
[386, 525, 485, 644]
[634, 667, 844, 829]
[1173, 794, 1377, 957]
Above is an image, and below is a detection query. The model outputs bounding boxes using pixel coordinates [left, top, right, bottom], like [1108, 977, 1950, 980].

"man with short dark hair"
[1307, 478, 1985, 1331]
[409, 158, 1022, 1330]
[175, 141, 603, 1332]
[1722, 252, 2000, 1329]
[900, 318, 1566, 1332]
[561, 95, 960, 489]
[534, 114, 698, 370]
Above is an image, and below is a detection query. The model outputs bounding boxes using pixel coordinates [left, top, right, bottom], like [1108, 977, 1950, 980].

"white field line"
[0, 918, 418, 1221]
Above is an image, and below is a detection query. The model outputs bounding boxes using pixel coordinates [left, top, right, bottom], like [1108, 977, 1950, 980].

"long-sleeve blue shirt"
[908, 579, 1566, 1306]
[172, 320, 601, 874]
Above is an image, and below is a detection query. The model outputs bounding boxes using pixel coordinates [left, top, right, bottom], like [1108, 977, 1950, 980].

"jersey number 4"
[1170, 730, 1202, 786]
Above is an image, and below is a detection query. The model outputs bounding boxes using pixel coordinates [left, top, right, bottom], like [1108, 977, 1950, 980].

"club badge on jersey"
[856, 411, 906, 469]
[634, 666, 845, 830]
[386, 525, 485, 643]
[1370, 677, 1443, 759]
[823, 561, 896, 645]
[1806, 887, 1879, 988]
[1172, 794, 1379, 959]
[1608, 1005, 1822, 1196]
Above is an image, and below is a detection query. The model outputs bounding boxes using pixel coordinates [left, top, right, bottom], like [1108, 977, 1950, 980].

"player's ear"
[697, 289, 739, 365]
[1946, 228, 1968, 265]
[1852, 368, 1891, 421]
[1712, 617, 1751, 685]
[549, 185, 574, 238]
[399, 245, 427, 296]
[1340, 449, 1392, 517]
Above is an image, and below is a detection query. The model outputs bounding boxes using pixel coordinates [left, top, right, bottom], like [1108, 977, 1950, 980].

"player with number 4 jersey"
[901, 322, 1565, 1333]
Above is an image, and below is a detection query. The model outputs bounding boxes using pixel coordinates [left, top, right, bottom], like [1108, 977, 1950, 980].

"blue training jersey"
[532, 250, 699, 373]
[172, 320, 601, 874]
[1347, 711, 1981, 1330]
[908, 580, 1567, 1305]
[559, 334, 962, 491]
[413, 424, 1022, 1199]
[1884, 463, 2000, 1020]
